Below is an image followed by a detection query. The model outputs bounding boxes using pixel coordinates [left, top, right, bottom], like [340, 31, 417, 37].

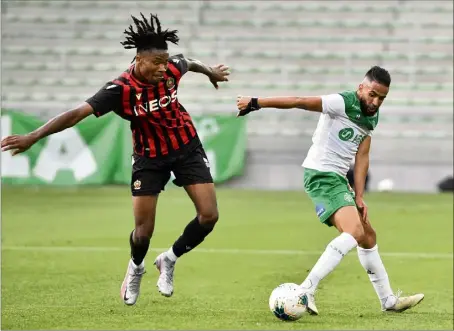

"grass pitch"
[1, 186, 453, 330]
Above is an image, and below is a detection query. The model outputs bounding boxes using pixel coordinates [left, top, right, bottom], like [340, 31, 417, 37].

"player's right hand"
[1, 134, 36, 155]
[355, 197, 369, 223]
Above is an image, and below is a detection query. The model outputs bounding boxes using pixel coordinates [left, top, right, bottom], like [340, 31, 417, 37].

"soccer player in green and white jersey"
[236, 66, 424, 314]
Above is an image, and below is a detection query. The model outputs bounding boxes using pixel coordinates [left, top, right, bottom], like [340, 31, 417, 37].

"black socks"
[129, 216, 215, 264]
[129, 230, 150, 266]
[172, 217, 214, 257]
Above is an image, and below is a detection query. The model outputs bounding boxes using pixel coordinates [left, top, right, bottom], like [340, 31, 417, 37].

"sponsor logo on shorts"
[344, 193, 353, 202]
[133, 179, 141, 190]
[203, 157, 210, 168]
[315, 204, 326, 217]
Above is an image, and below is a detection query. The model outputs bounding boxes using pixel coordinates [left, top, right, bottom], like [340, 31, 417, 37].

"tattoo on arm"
[187, 58, 213, 76]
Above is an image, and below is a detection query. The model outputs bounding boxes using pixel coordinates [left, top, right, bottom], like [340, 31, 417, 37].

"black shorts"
[131, 143, 213, 196]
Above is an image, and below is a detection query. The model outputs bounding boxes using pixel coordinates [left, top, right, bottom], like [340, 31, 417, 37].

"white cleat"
[383, 291, 425, 313]
[300, 289, 319, 316]
[120, 259, 145, 306]
[154, 253, 175, 297]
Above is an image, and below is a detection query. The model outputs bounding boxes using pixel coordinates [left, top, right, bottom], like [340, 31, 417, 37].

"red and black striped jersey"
[86, 54, 200, 159]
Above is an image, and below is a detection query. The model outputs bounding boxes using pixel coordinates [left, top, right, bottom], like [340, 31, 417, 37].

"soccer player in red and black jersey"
[1, 13, 230, 305]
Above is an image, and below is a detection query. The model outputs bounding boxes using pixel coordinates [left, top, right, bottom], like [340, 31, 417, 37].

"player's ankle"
[131, 259, 144, 269]
[381, 294, 397, 309]
[300, 279, 317, 294]
[166, 248, 178, 262]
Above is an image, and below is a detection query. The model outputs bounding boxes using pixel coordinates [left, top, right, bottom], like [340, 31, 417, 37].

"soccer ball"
[377, 178, 395, 192]
[268, 283, 308, 321]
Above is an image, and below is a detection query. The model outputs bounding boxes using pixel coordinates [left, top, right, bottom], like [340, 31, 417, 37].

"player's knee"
[346, 223, 365, 244]
[360, 226, 376, 248]
[331, 206, 366, 243]
[368, 226, 376, 242]
[198, 207, 219, 226]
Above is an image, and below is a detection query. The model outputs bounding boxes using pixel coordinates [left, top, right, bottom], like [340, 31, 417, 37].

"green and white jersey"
[302, 90, 379, 177]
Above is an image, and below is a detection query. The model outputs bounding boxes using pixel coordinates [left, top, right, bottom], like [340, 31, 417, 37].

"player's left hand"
[209, 64, 230, 89]
[355, 197, 368, 222]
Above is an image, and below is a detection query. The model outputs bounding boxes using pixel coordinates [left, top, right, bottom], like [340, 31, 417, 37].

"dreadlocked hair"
[120, 13, 179, 61]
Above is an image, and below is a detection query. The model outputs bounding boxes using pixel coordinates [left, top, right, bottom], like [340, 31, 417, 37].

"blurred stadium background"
[1, 0, 453, 192]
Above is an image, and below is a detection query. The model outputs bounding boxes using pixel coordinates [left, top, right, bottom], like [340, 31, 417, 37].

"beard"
[359, 97, 378, 117]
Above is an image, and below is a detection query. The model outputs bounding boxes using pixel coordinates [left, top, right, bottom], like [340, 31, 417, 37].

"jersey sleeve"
[168, 54, 189, 80]
[321, 94, 345, 117]
[85, 82, 123, 118]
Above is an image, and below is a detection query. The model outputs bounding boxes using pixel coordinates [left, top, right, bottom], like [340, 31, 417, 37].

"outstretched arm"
[2, 81, 122, 155]
[186, 58, 214, 76]
[236, 95, 323, 116]
[257, 96, 322, 112]
[186, 57, 230, 89]
[1, 103, 94, 155]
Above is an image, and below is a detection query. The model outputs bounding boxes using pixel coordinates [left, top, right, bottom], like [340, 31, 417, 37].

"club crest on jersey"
[166, 77, 175, 89]
[133, 179, 141, 190]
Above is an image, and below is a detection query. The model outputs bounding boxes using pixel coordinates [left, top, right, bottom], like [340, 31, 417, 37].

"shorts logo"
[166, 77, 175, 89]
[133, 179, 141, 190]
[344, 193, 353, 202]
[315, 204, 326, 218]
[203, 157, 210, 168]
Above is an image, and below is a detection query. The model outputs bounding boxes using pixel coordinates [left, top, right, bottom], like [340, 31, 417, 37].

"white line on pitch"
[1, 246, 452, 259]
